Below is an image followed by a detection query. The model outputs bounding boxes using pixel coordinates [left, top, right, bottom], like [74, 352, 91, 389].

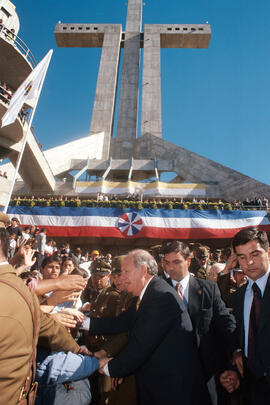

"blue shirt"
[36, 347, 99, 384]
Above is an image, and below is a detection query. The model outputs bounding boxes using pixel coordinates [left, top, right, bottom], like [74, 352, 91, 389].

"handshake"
[79, 346, 124, 390]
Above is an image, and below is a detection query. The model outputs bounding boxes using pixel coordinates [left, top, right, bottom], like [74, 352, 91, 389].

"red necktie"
[247, 282, 262, 375]
[175, 282, 183, 300]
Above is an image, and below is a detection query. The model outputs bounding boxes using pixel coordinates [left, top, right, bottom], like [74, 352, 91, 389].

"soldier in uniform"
[84, 258, 121, 405]
[195, 246, 212, 280]
[217, 268, 247, 308]
[94, 256, 136, 405]
[0, 212, 81, 405]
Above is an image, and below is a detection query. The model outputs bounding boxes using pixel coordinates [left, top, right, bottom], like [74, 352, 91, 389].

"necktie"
[175, 282, 183, 300]
[136, 297, 141, 311]
[247, 282, 262, 375]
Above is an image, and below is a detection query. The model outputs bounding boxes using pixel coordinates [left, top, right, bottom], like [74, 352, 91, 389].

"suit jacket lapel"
[160, 272, 173, 287]
[258, 273, 270, 333]
[134, 276, 155, 316]
[234, 284, 247, 350]
[188, 276, 203, 329]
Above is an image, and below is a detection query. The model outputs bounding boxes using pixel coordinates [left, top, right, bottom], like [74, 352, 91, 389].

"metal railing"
[0, 25, 37, 68]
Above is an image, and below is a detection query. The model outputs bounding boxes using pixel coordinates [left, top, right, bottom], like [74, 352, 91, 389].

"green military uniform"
[87, 284, 121, 352]
[86, 259, 121, 405]
[104, 258, 136, 405]
[194, 247, 211, 280]
[0, 263, 80, 405]
[217, 271, 247, 308]
[197, 263, 212, 280]
[0, 212, 79, 405]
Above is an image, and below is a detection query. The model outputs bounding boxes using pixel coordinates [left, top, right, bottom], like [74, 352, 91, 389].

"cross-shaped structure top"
[55, 0, 211, 161]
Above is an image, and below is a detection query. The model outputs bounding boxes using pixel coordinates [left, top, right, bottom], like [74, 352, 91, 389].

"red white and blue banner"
[6, 206, 270, 239]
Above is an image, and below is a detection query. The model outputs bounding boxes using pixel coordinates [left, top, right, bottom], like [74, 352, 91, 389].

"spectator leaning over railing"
[0, 81, 12, 104]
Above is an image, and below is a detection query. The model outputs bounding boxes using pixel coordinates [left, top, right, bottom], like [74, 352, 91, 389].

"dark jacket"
[188, 276, 236, 379]
[231, 275, 270, 378]
[89, 276, 210, 405]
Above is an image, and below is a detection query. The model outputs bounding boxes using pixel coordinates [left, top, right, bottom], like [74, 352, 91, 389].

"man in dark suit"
[220, 227, 270, 404]
[162, 240, 236, 405]
[86, 249, 210, 405]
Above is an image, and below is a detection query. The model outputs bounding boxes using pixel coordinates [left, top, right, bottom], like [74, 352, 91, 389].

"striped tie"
[175, 283, 183, 300]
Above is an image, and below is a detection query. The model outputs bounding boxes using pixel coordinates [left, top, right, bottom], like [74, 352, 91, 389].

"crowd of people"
[0, 80, 12, 104]
[9, 194, 270, 211]
[93, 193, 270, 209]
[0, 212, 269, 405]
[0, 19, 16, 42]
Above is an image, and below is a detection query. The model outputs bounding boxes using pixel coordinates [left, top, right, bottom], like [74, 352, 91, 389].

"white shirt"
[139, 276, 154, 301]
[171, 273, 190, 305]
[163, 270, 170, 279]
[0, 261, 9, 266]
[243, 267, 270, 356]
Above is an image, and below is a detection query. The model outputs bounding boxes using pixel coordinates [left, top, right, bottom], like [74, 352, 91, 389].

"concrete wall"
[141, 27, 162, 143]
[89, 26, 122, 159]
[0, 176, 11, 207]
[135, 133, 270, 200]
[114, 0, 142, 159]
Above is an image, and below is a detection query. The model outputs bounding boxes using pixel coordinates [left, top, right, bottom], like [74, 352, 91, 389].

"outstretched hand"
[51, 311, 77, 329]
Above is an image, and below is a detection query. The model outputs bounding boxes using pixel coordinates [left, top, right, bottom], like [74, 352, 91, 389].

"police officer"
[0, 212, 81, 405]
[86, 258, 120, 405]
[195, 246, 212, 279]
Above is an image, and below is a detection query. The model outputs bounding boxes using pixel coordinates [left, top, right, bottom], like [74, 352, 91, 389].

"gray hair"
[130, 249, 158, 276]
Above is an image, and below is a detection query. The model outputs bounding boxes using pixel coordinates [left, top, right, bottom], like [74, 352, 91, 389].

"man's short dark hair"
[0, 228, 10, 259]
[162, 240, 190, 260]
[40, 255, 62, 269]
[232, 227, 269, 252]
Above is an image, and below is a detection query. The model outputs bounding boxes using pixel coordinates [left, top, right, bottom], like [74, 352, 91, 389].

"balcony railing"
[0, 24, 37, 68]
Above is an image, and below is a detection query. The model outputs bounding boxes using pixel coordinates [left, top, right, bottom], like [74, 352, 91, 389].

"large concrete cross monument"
[55, 0, 210, 160]
[53, 1, 270, 199]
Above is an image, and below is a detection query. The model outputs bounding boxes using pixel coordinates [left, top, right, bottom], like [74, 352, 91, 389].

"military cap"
[91, 258, 111, 275]
[0, 212, 9, 228]
[111, 255, 126, 275]
[196, 247, 209, 259]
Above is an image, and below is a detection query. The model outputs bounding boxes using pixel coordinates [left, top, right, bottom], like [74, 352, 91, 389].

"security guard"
[86, 258, 121, 405]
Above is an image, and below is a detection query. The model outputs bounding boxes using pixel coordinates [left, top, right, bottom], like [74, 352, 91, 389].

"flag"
[6, 206, 270, 239]
[1, 49, 53, 128]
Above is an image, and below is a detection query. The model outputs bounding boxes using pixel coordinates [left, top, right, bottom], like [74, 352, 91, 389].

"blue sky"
[12, 0, 270, 185]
